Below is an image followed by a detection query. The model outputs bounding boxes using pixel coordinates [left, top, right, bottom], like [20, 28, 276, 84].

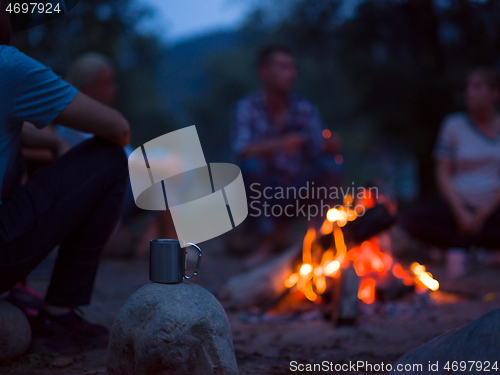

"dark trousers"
[399, 196, 500, 249]
[0, 138, 128, 307]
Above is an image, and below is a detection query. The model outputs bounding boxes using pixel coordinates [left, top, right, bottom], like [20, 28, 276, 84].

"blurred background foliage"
[11, 0, 500, 199]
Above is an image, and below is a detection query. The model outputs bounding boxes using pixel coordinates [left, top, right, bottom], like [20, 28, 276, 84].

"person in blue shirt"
[0, 2, 130, 351]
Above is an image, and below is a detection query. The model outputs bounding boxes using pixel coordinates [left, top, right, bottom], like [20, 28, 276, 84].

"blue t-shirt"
[0, 45, 77, 201]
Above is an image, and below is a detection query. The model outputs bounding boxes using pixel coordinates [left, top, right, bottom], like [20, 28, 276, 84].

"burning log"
[337, 266, 359, 324]
[318, 204, 396, 249]
[220, 244, 302, 310]
[375, 275, 415, 302]
[324, 266, 359, 325]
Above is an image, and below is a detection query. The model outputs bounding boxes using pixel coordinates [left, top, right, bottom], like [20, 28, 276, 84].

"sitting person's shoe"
[33, 309, 108, 337]
[4, 282, 44, 317]
[31, 309, 108, 354]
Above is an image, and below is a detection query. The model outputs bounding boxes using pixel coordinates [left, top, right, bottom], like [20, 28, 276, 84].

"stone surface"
[0, 301, 32, 361]
[107, 281, 239, 375]
[390, 308, 500, 374]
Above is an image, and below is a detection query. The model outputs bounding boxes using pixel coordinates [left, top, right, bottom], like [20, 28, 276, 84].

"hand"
[54, 138, 71, 158]
[475, 206, 492, 230]
[455, 209, 480, 237]
[281, 133, 304, 155]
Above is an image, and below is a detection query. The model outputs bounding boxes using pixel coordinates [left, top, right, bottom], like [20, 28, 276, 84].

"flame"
[300, 263, 313, 276]
[392, 263, 413, 286]
[347, 240, 392, 277]
[411, 262, 440, 291]
[324, 260, 340, 275]
[302, 227, 315, 264]
[284, 196, 439, 307]
[303, 280, 318, 301]
[333, 227, 346, 260]
[285, 273, 299, 288]
[326, 208, 340, 222]
[320, 220, 334, 235]
[343, 194, 353, 206]
[315, 275, 327, 294]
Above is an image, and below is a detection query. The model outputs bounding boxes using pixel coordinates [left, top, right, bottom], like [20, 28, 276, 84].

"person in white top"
[401, 67, 500, 249]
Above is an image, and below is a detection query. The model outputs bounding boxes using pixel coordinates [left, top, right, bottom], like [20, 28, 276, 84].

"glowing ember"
[358, 278, 376, 304]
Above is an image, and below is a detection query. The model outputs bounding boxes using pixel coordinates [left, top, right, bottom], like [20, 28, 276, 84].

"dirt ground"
[2, 235, 500, 375]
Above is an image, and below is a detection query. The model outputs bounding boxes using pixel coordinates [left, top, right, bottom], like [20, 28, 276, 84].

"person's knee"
[78, 138, 128, 182]
[107, 145, 128, 183]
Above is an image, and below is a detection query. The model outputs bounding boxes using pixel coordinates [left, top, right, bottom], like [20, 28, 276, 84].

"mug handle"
[184, 243, 202, 280]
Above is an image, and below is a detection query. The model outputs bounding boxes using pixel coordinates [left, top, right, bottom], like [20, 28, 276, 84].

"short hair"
[468, 66, 500, 90]
[256, 44, 295, 68]
[65, 52, 114, 89]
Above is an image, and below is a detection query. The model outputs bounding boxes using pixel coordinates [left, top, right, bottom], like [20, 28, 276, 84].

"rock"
[107, 282, 239, 375]
[52, 356, 75, 368]
[0, 300, 32, 361]
[390, 308, 500, 374]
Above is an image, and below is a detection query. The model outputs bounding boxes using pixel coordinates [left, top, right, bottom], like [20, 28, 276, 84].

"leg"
[240, 157, 277, 237]
[0, 138, 127, 307]
[399, 196, 473, 249]
[239, 158, 278, 267]
[477, 207, 500, 249]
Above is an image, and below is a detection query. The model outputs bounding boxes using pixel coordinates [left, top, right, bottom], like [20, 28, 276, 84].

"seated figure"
[230, 44, 342, 266]
[400, 67, 500, 251]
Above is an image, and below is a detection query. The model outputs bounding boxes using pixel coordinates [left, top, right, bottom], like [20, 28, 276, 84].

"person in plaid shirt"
[231, 44, 341, 267]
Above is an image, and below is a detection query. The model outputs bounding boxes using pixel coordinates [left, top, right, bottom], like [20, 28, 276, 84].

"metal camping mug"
[149, 239, 202, 283]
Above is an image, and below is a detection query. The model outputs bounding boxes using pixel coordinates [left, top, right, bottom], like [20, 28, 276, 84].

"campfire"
[222, 190, 440, 324]
[283, 194, 439, 307]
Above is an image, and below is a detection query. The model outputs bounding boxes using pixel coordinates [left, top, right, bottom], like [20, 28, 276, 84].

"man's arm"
[242, 134, 304, 157]
[21, 123, 69, 158]
[231, 99, 302, 158]
[55, 92, 130, 148]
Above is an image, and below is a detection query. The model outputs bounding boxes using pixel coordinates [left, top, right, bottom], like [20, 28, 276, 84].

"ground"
[1, 236, 500, 375]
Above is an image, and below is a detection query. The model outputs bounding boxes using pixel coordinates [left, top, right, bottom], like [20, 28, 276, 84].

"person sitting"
[0, 3, 130, 351]
[54, 52, 177, 257]
[55, 52, 117, 146]
[400, 67, 500, 251]
[230, 44, 341, 267]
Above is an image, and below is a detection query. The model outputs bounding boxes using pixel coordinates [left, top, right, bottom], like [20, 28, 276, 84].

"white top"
[434, 112, 500, 209]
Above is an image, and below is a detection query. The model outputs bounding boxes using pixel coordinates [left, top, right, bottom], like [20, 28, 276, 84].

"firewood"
[338, 266, 359, 324]
[220, 244, 302, 310]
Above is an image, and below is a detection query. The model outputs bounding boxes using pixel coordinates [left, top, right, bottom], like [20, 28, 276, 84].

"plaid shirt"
[230, 91, 325, 180]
